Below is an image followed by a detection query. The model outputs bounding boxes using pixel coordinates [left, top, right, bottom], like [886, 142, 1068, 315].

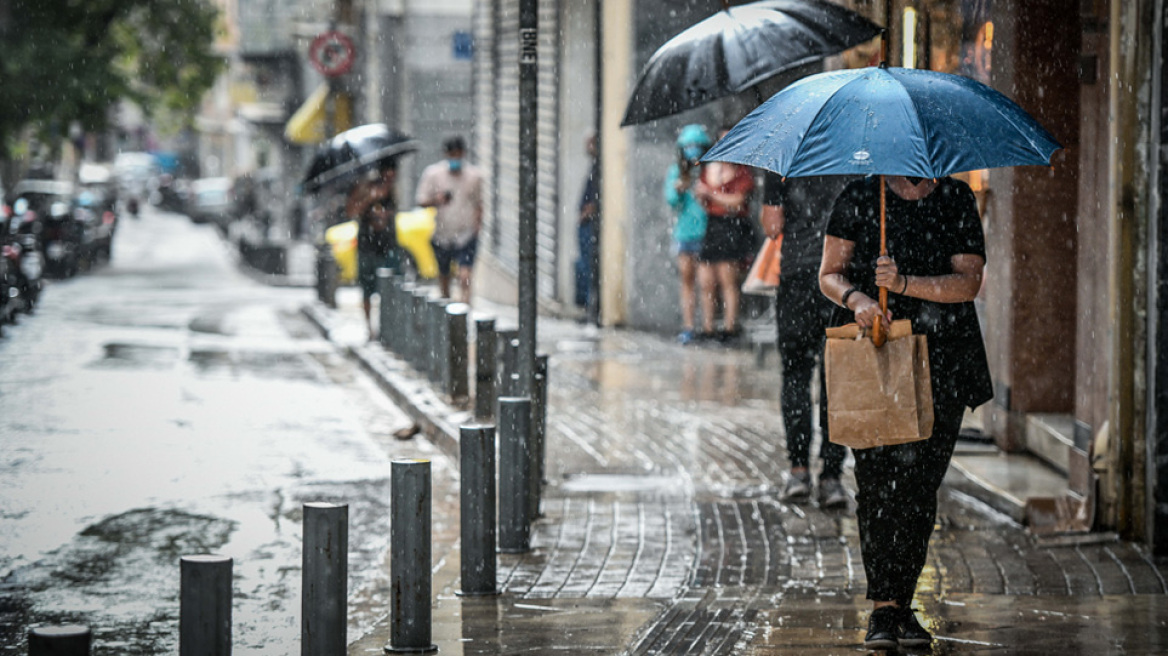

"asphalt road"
[0, 207, 442, 654]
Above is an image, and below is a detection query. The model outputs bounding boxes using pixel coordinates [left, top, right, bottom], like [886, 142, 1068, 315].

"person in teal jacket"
[664, 124, 712, 344]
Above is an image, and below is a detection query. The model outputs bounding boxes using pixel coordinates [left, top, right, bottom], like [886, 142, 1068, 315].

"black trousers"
[776, 274, 845, 477]
[777, 330, 846, 476]
[854, 399, 965, 603]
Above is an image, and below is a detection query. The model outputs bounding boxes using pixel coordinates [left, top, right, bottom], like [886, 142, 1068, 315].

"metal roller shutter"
[483, 0, 560, 300]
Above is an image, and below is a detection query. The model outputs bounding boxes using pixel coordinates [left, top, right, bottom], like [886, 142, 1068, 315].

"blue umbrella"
[703, 64, 1061, 344]
[703, 65, 1061, 177]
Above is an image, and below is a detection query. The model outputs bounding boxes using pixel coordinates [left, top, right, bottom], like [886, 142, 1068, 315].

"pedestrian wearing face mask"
[417, 136, 484, 301]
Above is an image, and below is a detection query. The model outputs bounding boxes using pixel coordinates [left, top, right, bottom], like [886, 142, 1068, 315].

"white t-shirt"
[415, 161, 483, 247]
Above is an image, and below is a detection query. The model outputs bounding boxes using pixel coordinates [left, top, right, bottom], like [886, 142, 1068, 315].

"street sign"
[309, 30, 356, 78]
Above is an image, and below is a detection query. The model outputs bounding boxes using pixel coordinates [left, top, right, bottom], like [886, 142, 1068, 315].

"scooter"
[7, 199, 44, 313]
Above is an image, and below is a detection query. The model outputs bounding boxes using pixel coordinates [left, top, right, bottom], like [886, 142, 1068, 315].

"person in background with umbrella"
[693, 128, 755, 342]
[761, 173, 851, 506]
[347, 160, 402, 341]
[820, 174, 992, 649]
[663, 124, 712, 345]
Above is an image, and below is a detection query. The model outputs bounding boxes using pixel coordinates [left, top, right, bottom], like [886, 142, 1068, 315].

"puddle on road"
[90, 343, 181, 370]
[187, 349, 319, 381]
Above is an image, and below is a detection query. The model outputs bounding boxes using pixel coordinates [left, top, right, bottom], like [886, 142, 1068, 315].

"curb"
[301, 302, 467, 465]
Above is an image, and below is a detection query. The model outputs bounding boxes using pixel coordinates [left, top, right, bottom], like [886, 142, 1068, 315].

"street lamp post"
[517, 0, 538, 398]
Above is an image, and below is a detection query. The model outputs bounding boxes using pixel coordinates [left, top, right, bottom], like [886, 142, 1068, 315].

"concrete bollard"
[302, 503, 348, 656]
[498, 397, 533, 553]
[446, 304, 470, 402]
[387, 459, 437, 653]
[28, 625, 90, 655]
[529, 354, 549, 518]
[474, 317, 497, 420]
[458, 424, 498, 596]
[377, 269, 394, 349]
[180, 554, 232, 656]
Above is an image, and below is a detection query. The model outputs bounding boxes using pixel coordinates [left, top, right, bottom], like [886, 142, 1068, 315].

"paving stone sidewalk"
[304, 291, 1168, 655]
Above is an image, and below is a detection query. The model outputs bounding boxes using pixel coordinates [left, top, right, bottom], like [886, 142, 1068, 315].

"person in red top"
[693, 131, 756, 341]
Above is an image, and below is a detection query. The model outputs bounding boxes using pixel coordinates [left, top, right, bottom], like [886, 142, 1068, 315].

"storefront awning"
[284, 84, 351, 145]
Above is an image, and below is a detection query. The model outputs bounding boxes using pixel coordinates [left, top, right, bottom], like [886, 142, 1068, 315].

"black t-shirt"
[762, 173, 853, 279]
[357, 199, 397, 256]
[826, 176, 993, 408]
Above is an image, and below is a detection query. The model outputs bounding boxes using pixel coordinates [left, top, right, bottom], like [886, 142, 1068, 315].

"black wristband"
[901, 275, 909, 295]
[841, 287, 858, 309]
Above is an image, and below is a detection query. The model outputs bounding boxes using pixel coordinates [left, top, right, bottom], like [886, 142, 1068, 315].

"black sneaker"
[817, 476, 849, 509]
[864, 606, 899, 650]
[895, 606, 932, 648]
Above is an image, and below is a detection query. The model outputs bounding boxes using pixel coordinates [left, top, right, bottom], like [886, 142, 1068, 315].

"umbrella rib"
[893, 73, 937, 177]
[777, 72, 869, 176]
[977, 89, 1060, 166]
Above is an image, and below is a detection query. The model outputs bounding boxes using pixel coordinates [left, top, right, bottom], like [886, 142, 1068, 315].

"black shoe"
[895, 606, 932, 648]
[716, 327, 742, 343]
[864, 606, 899, 650]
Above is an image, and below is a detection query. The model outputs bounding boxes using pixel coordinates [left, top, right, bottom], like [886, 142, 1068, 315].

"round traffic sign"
[309, 31, 356, 77]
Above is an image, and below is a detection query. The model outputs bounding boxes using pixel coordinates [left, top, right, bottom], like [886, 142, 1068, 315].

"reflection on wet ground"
[0, 211, 425, 654]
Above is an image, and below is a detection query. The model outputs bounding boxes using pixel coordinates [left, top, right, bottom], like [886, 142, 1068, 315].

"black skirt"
[699, 215, 755, 263]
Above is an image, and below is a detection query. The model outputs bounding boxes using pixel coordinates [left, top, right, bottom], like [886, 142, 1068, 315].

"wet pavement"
[0, 208, 443, 654]
[312, 288, 1168, 654]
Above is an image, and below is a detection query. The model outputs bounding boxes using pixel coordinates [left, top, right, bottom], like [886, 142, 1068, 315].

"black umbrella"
[621, 0, 881, 126]
[303, 123, 419, 193]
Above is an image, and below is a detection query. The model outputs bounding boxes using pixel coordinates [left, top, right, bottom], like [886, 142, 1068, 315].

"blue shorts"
[433, 237, 478, 274]
[674, 238, 703, 256]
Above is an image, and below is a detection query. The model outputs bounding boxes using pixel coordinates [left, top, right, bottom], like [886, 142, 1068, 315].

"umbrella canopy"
[621, 0, 880, 127]
[303, 123, 419, 193]
[702, 65, 1062, 177]
[703, 64, 1061, 346]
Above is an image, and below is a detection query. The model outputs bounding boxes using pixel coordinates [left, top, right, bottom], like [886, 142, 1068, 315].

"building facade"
[471, 0, 1168, 552]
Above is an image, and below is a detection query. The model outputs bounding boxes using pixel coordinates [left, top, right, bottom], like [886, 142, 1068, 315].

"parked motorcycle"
[42, 200, 82, 278]
[6, 198, 43, 313]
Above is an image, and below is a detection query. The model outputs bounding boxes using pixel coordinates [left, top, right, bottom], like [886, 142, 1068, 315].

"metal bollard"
[409, 289, 428, 369]
[377, 269, 394, 348]
[385, 276, 403, 355]
[496, 330, 520, 399]
[446, 304, 470, 402]
[426, 297, 449, 383]
[529, 354, 549, 518]
[474, 317, 497, 420]
[315, 243, 338, 309]
[28, 625, 90, 655]
[458, 424, 498, 596]
[399, 282, 417, 362]
[387, 459, 437, 653]
[302, 503, 348, 656]
[498, 397, 533, 553]
[180, 554, 232, 656]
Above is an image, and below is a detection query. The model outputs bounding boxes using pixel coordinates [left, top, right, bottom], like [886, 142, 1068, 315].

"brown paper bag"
[824, 319, 933, 449]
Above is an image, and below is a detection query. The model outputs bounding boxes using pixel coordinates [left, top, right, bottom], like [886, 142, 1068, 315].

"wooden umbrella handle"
[872, 175, 888, 347]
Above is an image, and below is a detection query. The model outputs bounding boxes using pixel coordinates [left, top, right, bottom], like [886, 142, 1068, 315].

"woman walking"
[819, 175, 993, 649]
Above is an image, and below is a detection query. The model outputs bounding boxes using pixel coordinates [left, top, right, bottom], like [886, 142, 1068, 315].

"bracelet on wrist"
[841, 287, 858, 309]
[900, 275, 909, 295]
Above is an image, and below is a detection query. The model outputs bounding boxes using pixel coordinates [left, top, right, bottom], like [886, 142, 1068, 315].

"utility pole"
[517, 0, 538, 396]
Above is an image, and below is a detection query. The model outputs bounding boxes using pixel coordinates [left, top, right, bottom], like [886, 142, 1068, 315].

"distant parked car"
[188, 177, 234, 228]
